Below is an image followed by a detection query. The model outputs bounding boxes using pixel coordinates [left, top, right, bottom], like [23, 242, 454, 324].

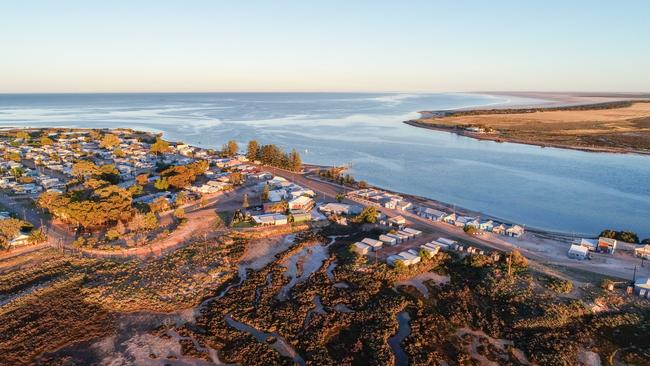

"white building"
[568, 244, 589, 260]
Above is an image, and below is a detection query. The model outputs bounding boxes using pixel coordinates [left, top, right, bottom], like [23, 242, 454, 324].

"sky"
[1, 0, 649, 93]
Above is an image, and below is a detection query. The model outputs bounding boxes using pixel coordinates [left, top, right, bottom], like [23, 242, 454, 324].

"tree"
[174, 207, 186, 221]
[40, 135, 54, 146]
[113, 147, 126, 158]
[154, 177, 170, 191]
[509, 249, 528, 270]
[598, 229, 639, 243]
[262, 183, 270, 202]
[136, 174, 149, 186]
[28, 228, 47, 244]
[9, 167, 25, 178]
[175, 191, 188, 206]
[222, 140, 238, 157]
[159, 161, 208, 189]
[15, 130, 30, 140]
[289, 149, 302, 172]
[229, 172, 243, 186]
[71, 160, 100, 180]
[246, 140, 259, 161]
[420, 248, 432, 261]
[106, 229, 120, 241]
[149, 197, 169, 213]
[242, 193, 249, 209]
[358, 180, 368, 189]
[100, 133, 121, 149]
[0, 218, 27, 249]
[353, 206, 378, 224]
[393, 259, 407, 273]
[36, 185, 133, 230]
[128, 184, 144, 196]
[336, 193, 344, 202]
[150, 137, 171, 155]
[143, 212, 158, 230]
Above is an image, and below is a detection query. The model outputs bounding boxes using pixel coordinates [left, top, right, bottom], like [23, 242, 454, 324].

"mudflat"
[411, 101, 650, 153]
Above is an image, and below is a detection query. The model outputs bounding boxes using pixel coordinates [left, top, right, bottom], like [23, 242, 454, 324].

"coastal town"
[1, 127, 649, 365]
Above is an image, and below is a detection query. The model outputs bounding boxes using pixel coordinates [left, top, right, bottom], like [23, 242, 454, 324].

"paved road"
[265, 168, 649, 282]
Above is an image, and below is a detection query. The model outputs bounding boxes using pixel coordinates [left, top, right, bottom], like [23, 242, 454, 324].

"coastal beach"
[1, 92, 649, 237]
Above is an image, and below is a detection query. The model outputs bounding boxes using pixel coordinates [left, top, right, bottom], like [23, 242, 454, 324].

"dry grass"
[418, 102, 650, 151]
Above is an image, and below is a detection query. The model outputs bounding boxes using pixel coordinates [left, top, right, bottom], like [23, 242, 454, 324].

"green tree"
[106, 229, 120, 241]
[100, 133, 121, 149]
[136, 174, 149, 186]
[113, 147, 126, 158]
[9, 167, 25, 178]
[353, 206, 378, 224]
[149, 197, 169, 213]
[15, 130, 30, 140]
[144, 212, 158, 230]
[154, 177, 170, 191]
[71, 160, 100, 180]
[289, 148, 302, 172]
[246, 140, 259, 161]
[393, 259, 407, 273]
[174, 207, 186, 220]
[150, 137, 171, 155]
[128, 184, 144, 196]
[28, 228, 47, 244]
[261, 183, 270, 202]
[336, 193, 344, 202]
[40, 135, 54, 146]
[222, 140, 238, 157]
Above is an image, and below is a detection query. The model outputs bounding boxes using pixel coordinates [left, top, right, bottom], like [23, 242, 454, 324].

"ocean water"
[1, 92, 649, 237]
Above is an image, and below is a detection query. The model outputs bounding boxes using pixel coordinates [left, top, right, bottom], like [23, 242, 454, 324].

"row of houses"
[351, 227, 424, 256]
[347, 188, 413, 211]
[417, 207, 525, 238]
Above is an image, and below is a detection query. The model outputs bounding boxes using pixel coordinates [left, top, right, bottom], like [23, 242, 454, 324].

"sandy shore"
[409, 93, 650, 154]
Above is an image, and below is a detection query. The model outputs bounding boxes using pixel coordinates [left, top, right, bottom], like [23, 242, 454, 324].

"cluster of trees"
[38, 184, 133, 230]
[246, 140, 302, 172]
[222, 140, 239, 157]
[156, 160, 209, 190]
[71, 160, 120, 184]
[319, 168, 367, 188]
[351, 206, 378, 224]
[150, 137, 171, 155]
[0, 218, 29, 249]
[99, 133, 121, 149]
[599, 229, 640, 244]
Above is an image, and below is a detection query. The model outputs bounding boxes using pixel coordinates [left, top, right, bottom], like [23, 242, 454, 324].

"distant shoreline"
[406, 93, 650, 155]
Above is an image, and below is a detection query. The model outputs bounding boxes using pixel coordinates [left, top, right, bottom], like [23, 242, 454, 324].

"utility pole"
[507, 251, 513, 277]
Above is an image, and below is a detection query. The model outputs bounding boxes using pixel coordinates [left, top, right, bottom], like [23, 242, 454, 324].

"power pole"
[507, 251, 513, 277]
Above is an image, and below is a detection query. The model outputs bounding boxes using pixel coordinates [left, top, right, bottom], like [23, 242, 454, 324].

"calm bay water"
[0, 92, 648, 237]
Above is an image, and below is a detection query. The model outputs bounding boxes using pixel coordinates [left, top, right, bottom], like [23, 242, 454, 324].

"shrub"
[106, 229, 120, 241]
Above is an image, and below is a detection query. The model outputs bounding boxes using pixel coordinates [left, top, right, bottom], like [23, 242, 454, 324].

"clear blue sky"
[1, 0, 649, 93]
